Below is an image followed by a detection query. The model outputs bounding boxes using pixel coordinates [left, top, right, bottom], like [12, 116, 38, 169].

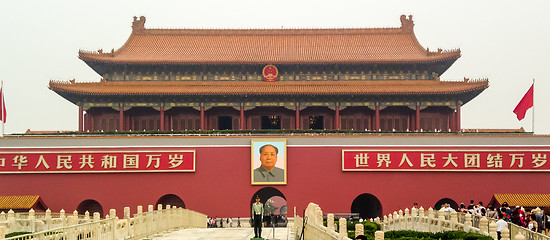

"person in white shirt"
[496, 212, 508, 240]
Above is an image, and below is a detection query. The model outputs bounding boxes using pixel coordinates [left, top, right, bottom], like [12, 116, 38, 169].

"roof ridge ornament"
[400, 14, 414, 32]
[132, 16, 146, 34]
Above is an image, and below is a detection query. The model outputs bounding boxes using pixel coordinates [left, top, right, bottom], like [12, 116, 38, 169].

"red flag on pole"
[0, 83, 6, 123]
[513, 83, 534, 121]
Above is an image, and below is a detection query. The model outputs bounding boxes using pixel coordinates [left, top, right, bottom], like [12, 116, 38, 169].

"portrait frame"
[251, 139, 287, 185]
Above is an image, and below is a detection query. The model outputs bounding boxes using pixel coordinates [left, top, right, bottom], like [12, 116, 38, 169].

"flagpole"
[1, 80, 4, 138]
[532, 78, 535, 133]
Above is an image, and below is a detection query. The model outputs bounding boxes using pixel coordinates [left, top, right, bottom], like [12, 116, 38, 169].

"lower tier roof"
[49, 79, 488, 105]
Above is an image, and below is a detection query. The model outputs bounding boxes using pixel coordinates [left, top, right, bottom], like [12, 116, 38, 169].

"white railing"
[381, 207, 482, 233]
[380, 207, 550, 240]
[0, 204, 206, 240]
[0, 209, 91, 234]
[294, 203, 351, 240]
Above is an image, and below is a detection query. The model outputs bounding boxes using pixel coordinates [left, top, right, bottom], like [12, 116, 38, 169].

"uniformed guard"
[252, 195, 264, 239]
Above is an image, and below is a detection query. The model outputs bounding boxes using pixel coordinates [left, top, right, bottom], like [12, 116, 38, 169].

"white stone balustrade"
[381, 206, 550, 240]
[294, 202, 350, 240]
[0, 204, 206, 240]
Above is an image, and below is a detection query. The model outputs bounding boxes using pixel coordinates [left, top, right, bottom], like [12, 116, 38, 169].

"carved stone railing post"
[438, 209, 445, 232]
[92, 212, 100, 240]
[382, 215, 388, 231]
[479, 217, 489, 235]
[84, 211, 90, 222]
[67, 215, 77, 240]
[339, 218, 347, 239]
[404, 208, 410, 229]
[387, 214, 393, 231]
[427, 208, 434, 232]
[450, 211, 458, 230]
[375, 230, 384, 240]
[0, 226, 5, 239]
[464, 213, 472, 233]
[45, 209, 52, 229]
[489, 221, 497, 240]
[157, 204, 163, 232]
[355, 223, 364, 237]
[513, 232, 524, 240]
[315, 205, 323, 227]
[28, 209, 36, 232]
[501, 225, 510, 240]
[327, 214, 335, 232]
[147, 205, 154, 234]
[124, 207, 131, 237]
[59, 209, 66, 227]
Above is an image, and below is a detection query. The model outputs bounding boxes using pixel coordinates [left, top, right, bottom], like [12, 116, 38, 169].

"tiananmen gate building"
[1, 15, 548, 222]
[49, 15, 488, 133]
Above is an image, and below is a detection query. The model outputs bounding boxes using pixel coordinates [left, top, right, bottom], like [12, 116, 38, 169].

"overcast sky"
[1, 0, 549, 134]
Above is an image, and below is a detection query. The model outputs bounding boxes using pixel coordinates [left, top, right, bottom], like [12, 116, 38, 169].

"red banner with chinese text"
[0, 147, 195, 173]
[342, 147, 550, 171]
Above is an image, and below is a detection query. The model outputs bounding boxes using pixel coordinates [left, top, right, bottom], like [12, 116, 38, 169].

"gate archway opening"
[250, 187, 287, 227]
[156, 194, 185, 209]
[351, 193, 382, 220]
[76, 199, 104, 218]
[434, 198, 458, 210]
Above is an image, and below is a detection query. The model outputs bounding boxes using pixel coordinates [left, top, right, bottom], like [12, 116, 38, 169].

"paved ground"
[150, 227, 294, 240]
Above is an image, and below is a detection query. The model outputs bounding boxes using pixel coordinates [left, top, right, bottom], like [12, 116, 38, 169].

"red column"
[415, 105, 420, 131]
[456, 103, 461, 132]
[375, 105, 380, 131]
[334, 106, 340, 130]
[84, 113, 89, 132]
[200, 106, 205, 130]
[295, 106, 300, 130]
[78, 106, 83, 132]
[119, 107, 124, 131]
[160, 106, 165, 131]
[240, 106, 245, 130]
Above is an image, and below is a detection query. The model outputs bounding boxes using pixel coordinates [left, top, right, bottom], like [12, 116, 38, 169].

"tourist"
[228, 217, 232, 228]
[496, 212, 508, 240]
[355, 235, 368, 240]
[458, 203, 467, 213]
[486, 205, 498, 219]
[467, 200, 476, 214]
[412, 202, 420, 216]
[237, 217, 242, 227]
[502, 202, 513, 218]
[476, 202, 486, 216]
[511, 207, 523, 226]
[543, 207, 550, 236]
[534, 208, 543, 233]
[528, 214, 538, 232]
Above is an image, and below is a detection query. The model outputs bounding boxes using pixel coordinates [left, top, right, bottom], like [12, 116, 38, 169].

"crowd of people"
[442, 200, 550, 237]
[207, 217, 241, 228]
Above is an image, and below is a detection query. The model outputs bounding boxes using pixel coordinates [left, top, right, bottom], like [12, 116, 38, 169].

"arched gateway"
[250, 187, 288, 227]
[351, 193, 383, 220]
[76, 199, 104, 218]
[156, 194, 185, 209]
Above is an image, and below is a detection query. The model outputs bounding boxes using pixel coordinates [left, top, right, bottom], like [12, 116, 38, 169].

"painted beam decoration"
[0, 147, 195, 173]
[342, 147, 550, 172]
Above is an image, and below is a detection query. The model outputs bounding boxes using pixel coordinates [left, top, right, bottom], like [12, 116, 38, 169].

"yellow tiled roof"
[49, 79, 489, 96]
[78, 15, 460, 65]
[0, 195, 42, 209]
[493, 194, 550, 207]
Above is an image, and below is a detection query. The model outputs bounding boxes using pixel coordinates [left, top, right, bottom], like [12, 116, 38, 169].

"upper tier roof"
[78, 15, 460, 70]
